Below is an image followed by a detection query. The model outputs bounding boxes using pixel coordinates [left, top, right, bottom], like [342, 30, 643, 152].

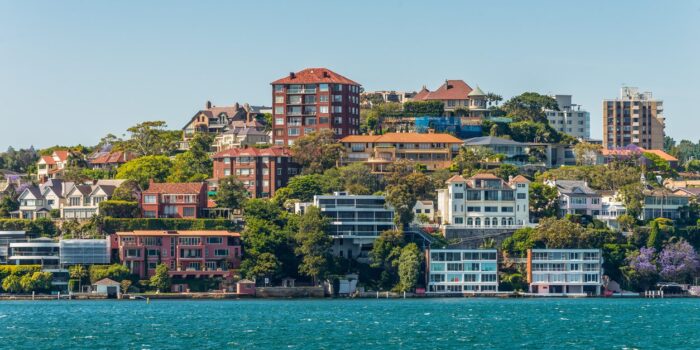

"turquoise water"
[0, 298, 699, 349]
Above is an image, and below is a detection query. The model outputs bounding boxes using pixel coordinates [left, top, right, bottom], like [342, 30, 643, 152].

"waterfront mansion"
[437, 173, 530, 229]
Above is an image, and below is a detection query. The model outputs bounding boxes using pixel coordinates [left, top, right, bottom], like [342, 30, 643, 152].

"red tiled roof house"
[141, 182, 208, 218]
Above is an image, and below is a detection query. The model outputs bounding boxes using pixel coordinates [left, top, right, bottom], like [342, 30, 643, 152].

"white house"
[62, 181, 123, 219]
[527, 249, 603, 296]
[426, 249, 498, 293]
[437, 173, 530, 229]
[413, 200, 434, 224]
[36, 150, 70, 182]
[17, 179, 65, 219]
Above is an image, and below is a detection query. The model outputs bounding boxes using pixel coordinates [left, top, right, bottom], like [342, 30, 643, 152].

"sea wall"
[255, 287, 325, 298]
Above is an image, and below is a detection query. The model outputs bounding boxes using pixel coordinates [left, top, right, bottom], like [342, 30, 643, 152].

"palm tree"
[69, 265, 87, 292]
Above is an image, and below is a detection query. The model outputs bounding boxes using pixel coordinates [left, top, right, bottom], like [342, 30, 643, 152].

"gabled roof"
[446, 175, 467, 183]
[144, 182, 206, 195]
[39, 155, 56, 165]
[469, 173, 501, 180]
[643, 149, 678, 162]
[93, 278, 120, 286]
[468, 86, 486, 97]
[271, 68, 359, 85]
[553, 180, 599, 196]
[412, 86, 430, 100]
[19, 186, 43, 200]
[212, 146, 293, 159]
[53, 150, 70, 162]
[90, 151, 134, 165]
[340, 132, 463, 144]
[413, 80, 473, 101]
[464, 136, 525, 146]
[509, 175, 531, 184]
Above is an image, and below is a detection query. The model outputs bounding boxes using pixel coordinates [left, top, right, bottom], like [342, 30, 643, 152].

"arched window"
[501, 218, 507, 226]
[475, 218, 481, 227]
[508, 218, 513, 226]
[467, 218, 473, 226]
[484, 218, 490, 227]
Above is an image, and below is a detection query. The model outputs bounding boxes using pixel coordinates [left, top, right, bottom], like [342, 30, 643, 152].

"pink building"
[115, 230, 241, 279]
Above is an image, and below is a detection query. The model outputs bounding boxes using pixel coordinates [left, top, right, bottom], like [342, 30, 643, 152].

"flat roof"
[116, 230, 240, 237]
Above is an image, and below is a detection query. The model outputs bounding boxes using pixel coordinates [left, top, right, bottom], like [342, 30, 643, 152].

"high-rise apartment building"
[603, 87, 665, 149]
[271, 68, 361, 146]
[545, 95, 590, 140]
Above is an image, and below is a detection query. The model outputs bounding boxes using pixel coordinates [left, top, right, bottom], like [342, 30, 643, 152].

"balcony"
[287, 89, 316, 94]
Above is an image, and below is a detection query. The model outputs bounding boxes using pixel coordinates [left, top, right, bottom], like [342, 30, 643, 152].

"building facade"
[426, 249, 499, 293]
[59, 239, 111, 266]
[181, 101, 269, 150]
[603, 87, 665, 149]
[36, 150, 70, 182]
[339, 132, 463, 173]
[527, 249, 603, 295]
[545, 95, 590, 140]
[115, 230, 241, 279]
[545, 179, 601, 217]
[437, 174, 530, 228]
[211, 146, 300, 198]
[271, 68, 361, 146]
[141, 182, 208, 219]
[295, 192, 395, 260]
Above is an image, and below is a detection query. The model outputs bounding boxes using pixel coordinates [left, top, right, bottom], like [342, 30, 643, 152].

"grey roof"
[24, 186, 43, 198]
[468, 86, 486, 97]
[554, 180, 599, 196]
[464, 136, 525, 146]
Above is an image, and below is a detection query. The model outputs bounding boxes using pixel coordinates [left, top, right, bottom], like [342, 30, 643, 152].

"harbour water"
[1, 298, 699, 349]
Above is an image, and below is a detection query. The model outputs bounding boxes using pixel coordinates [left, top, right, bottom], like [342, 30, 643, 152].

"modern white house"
[426, 249, 498, 293]
[527, 249, 603, 295]
[437, 173, 530, 229]
[59, 239, 111, 266]
[295, 192, 395, 260]
[597, 191, 627, 230]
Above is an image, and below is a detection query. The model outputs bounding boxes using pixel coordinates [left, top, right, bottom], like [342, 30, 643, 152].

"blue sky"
[1, 0, 698, 150]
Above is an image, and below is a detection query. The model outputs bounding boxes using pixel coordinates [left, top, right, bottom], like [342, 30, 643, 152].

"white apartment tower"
[545, 95, 591, 140]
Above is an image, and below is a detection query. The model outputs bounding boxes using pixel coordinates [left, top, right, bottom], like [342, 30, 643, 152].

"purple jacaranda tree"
[624, 247, 658, 291]
[658, 240, 700, 283]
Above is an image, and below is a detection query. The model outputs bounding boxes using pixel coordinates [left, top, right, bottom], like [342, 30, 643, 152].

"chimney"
[323, 71, 330, 78]
[445, 80, 450, 89]
[289, 72, 296, 79]
[206, 100, 212, 109]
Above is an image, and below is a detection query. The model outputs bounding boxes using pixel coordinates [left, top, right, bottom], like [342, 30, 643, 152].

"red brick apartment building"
[141, 182, 208, 218]
[211, 146, 300, 198]
[271, 68, 361, 146]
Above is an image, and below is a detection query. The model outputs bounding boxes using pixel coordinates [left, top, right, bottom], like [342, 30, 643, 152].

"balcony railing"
[287, 89, 316, 94]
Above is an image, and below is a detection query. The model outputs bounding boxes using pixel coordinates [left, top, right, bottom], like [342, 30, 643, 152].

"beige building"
[603, 87, 665, 149]
[339, 132, 462, 173]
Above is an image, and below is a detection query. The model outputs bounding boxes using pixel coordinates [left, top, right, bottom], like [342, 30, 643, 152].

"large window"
[214, 249, 229, 256]
[178, 237, 201, 246]
[144, 195, 157, 204]
[207, 237, 223, 244]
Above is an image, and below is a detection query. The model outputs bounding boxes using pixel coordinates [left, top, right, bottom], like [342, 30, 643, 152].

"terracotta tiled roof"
[53, 150, 70, 161]
[144, 182, 206, 194]
[509, 175, 531, 183]
[643, 149, 678, 162]
[116, 230, 240, 237]
[412, 87, 430, 100]
[271, 68, 359, 85]
[90, 151, 134, 165]
[469, 173, 501, 180]
[212, 146, 293, 159]
[446, 175, 467, 183]
[413, 80, 473, 101]
[340, 132, 463, 144]
[40, 155, 56, 165]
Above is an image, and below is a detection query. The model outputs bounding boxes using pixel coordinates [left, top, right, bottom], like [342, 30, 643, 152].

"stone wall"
[255, 287, 325, 298]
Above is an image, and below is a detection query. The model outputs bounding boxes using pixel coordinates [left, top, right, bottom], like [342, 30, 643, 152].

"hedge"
[0, 218, 57, 237]
[99, 200, 139, 218]
[102, 218, 239, 234]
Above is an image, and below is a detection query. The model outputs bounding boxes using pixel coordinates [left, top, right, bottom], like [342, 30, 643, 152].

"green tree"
[2, 274, 21, 293]
[529, 182, 559, 220]
[291, 130, 345, 174]
[619, 183, 645, 219]
[574, 142, 602, 166]
[501, 227, 538, 257]
[294, 206, 332, 285]
[369, 230, 405, 290]
[397, 243, 421, 292]
[120, 279, 132, 294]
[111, 179, 140, 201]
[243, 252, 282, 281]
[403, 101, 444, 116]
[284, 174, 327, 202]
[385, 184, 417, 230]
[502, 92, 558, 123]
[115, 155, 173, 189]
[120, 121, 181, 156]
[333, 162, 385, 195]
[99, 200, 139, 218]
[0, 193, 19, 218]
[69, 265, 88, 292]
[215, 176, 248, 209]
[167, 133, 214, 182]
[89, 264, 131, 283]
[149, 264, 171, 292]
[534, 217, 586, 248]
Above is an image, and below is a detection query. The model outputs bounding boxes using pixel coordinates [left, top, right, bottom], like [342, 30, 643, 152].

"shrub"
[101, 218, 238, 234]
[89, 264, 131, 283]
[99, 200, 139, 218]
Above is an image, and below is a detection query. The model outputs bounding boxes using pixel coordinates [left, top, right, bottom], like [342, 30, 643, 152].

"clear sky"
[1, 0, 699, 150]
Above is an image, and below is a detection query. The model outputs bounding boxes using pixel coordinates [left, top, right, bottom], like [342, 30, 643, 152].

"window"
[275, 117, 284, 125]
[332, 106, 342, 113]
[207, 237, 223, 244]
[517, 193, 526, 199]
[215, 249, 229, 256]
[320, 106, 329, 113]
[147, 249, 159, 257]
[144, 210, 156, 218]
[144, 195, 157, 204]
[178, 237, 201, 245]
[275, 95, 284, 103]
[319, 84, 329, 92]
[274, 106, 284, 114]
[319, 95, 329, 103]
[224, 169, 231, 176]
[148, 262, 157, 269]
[453, 192, 463, 199]
[274, 85, 284, 92]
